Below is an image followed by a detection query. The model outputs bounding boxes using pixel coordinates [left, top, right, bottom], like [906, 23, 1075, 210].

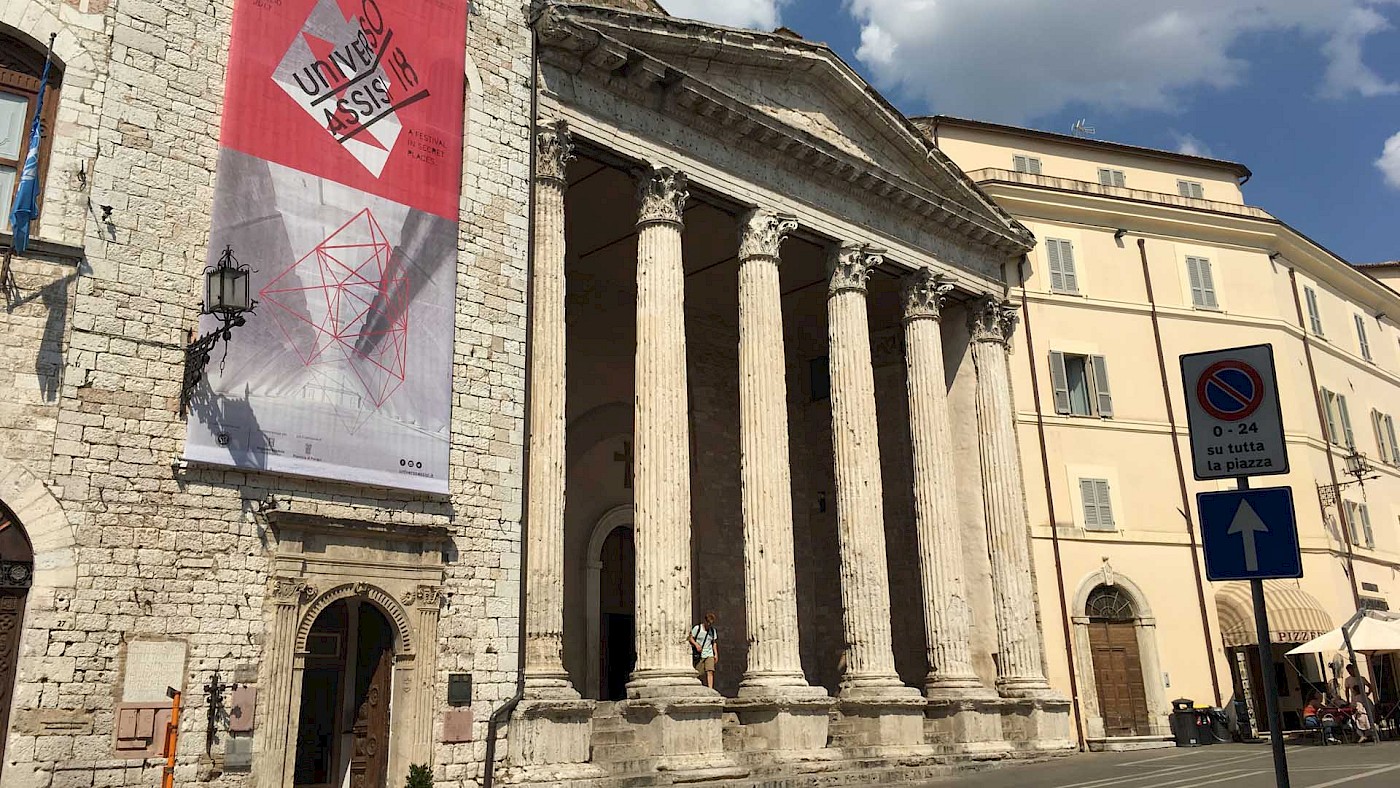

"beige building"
[926, 116, 1400, 748]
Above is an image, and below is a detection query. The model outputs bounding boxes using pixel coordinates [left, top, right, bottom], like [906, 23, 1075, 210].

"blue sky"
[659, 1, 1400, 265]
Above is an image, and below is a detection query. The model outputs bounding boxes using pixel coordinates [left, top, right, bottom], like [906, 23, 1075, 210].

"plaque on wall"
[121, 640, 188, 703]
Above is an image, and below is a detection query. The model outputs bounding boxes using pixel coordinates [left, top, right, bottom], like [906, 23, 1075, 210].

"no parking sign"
[1180, 344, 1289, 480]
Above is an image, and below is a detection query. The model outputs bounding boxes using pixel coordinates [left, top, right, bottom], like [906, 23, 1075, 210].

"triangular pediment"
[543, 3, 1032, 249]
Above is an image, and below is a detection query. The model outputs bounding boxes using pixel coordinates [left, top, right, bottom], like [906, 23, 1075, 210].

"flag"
[9, 36, 54, 253]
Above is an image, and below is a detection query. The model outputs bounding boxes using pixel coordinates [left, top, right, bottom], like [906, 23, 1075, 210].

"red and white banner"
[185, 0, 467, 493]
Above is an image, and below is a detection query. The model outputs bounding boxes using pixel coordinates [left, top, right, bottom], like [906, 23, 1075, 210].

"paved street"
[921, 742, 1400, 787]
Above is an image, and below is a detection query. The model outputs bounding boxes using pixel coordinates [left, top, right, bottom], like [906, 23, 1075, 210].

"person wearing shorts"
[689, 612, 719, 688]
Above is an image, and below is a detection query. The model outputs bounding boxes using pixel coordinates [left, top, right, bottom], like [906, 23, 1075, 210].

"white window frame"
[1013, 154, 1042, 175]
[1049, 351, 1113, 418]
[1097, 168, 1126, 188]
[1178, 180, 1205, 199]
[1355, 314, 1372, 361]
[1304, 287, 1324, 336]
[1079, 478, 1117, 531]
[1185, 255, 1220, 310]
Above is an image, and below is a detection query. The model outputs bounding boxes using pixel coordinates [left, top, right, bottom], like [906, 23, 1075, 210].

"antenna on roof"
[1071, 119, 1096, 138]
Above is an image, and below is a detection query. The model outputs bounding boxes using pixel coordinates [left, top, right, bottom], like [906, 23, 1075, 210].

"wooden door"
[0, 591, 25, 770]
[348, 648, 392, 788]
[1089, 620, 1151, 736]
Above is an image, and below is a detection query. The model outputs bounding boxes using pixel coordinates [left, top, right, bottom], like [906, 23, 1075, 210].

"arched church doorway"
[598, 526, 635, 701]
[1085, 585, 1151, 736]
[0, 502, 34, 777]
[293, 598, 395, 788]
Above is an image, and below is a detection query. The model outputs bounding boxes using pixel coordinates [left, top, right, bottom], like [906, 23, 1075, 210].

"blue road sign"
[1198, 487, 1302, 581]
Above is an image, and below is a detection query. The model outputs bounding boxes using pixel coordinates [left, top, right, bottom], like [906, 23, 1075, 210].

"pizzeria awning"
[1215, 581, 1334, 648]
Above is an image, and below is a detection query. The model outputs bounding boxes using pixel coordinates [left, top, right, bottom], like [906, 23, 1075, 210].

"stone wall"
[0, 0, 534, 786]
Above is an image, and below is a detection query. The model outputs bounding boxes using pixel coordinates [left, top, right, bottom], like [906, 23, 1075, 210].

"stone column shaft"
[629, 167, 709, 698]
[827, 245, 918, 700]
[524, 121, 576, 697]
[902, 271, 989, 699]
[970, 296, 1054, 698]
[736, 210, 821, 698]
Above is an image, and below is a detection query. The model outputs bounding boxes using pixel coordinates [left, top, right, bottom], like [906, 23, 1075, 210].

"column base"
[924, 675, 998, 701]
[627, 668, 718, 700]
[738, 670, 825, 698]
[996, 676, 1064, 700]
[838, 672, 924, 701]
[618, 696, 743, 776]
[924, 698, 1011, 759]
[507, 698, 596, 767]
[996, 697, 1076, 754]
[832, 694, 930, 750]
[726, 695, 836, 752]
[523, 671, 581, 701]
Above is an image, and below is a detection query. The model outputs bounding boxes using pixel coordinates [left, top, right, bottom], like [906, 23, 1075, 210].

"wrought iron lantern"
[181, 246, 257, 414]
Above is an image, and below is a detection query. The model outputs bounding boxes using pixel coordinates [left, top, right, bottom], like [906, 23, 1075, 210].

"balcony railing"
[965, 168, 1274, 221]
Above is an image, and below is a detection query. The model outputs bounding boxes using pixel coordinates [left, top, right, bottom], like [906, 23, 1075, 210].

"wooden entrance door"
[0, 503, 34, 780]
[348, 648, 392, 788]
[1088, 620, 1151, 736]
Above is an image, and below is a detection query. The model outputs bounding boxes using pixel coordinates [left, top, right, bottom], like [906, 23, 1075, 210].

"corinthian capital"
[828, 243, 882, 295]
[967, 296, 1021, 346]
[636, 166, 689, 227]
[536, 120, 574, 184]
[738, 209, 798, 262]
[902, 269, 956, 322]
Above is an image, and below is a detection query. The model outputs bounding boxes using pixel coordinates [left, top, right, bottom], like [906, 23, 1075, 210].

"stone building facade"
[0, 1, 1072, 787]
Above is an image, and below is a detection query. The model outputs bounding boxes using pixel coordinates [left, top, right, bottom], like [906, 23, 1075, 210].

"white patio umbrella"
[1287, 611, 1400, 656]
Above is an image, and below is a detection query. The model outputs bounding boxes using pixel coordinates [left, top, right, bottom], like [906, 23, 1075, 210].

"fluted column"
[628, 166, 709, 699]
[736, 210, 824, 699]
[524, 121, 576, 698]
[969, 296, 1054, 698]
[902, 271, 992, 699]
[827, 244, 920, 700]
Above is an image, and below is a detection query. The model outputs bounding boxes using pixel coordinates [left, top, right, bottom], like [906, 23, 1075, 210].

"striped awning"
[1216, 581, 1334, 648]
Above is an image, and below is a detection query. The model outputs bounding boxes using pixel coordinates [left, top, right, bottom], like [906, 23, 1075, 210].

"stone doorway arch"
[1071, 571, 1170, 741]
[585, 504, 634, 700]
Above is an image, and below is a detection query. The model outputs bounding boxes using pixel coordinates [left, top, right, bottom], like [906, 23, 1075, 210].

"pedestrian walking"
[689, 612, 719, 689]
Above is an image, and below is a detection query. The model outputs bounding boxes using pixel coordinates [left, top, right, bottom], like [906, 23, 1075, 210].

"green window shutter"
[1094, 480, 1115, 529]
[1322, 389, 1338, 444]
[1049, 352, 1071, 415]
[1305, 288, 1324, 335]
[1091, 355, 1114, 418]
[1338, 394, 1355, 448]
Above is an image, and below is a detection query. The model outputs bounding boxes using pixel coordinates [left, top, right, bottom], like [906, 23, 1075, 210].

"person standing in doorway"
[689, 612, 719, 689]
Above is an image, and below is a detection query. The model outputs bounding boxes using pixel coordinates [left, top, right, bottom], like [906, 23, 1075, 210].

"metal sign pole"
[1240, 476, 1290, 788]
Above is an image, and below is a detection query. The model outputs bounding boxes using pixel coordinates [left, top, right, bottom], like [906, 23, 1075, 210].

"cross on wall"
[614, 440, 633, 489]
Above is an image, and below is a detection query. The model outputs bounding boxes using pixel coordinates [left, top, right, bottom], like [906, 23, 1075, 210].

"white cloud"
[660, 0, 786, 30]
[1172, 132, 1213, 158]
[847, 0, 1400, 122]
[1376, 132, 1400, 188]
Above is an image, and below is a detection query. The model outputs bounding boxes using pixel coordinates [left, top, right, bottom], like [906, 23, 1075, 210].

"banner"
[185, 0, 467, 494]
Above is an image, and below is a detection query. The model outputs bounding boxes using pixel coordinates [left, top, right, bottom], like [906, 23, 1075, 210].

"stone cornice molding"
[968, 296, 1020, 346]
[738, 209, 798, 263]
[828, 243, 881, 296]
[536, 119, 574, 183]
[635, 165, 689, 227]
[535, 4, 1033, 257]
[902, 269, 956, 323]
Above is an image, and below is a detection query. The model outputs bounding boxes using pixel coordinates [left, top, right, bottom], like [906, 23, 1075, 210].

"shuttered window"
[1304, 287, 1324, 336]
[1355, 314, 1372, 361]
[1338, 393, 1355, 448]
[1322, 389, 1339, 445]
[1049, 352, 1113, 418]
[1178, 180, 1205, 199]
[1375, 410, 1392, 464]
[1013, 154, 1042, 174]
[1080, 479, 1116, 531]
[1347, 502, 1374, 549]
[1186, 256, 1219, 309]
[1045, 238, 1079, 294]
[1098, 168, 1126, 187]
[1386, 415, 1400, 466]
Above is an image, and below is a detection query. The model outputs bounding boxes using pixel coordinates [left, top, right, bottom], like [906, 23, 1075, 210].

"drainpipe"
[483, 12, 541, 788]
[1016, 258, 1087, 752]
[1137, 238, 1222, 707]
[1285, 267, 1362, 611]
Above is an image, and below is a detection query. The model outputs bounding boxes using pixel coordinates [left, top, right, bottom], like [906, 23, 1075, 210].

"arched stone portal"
[585, 504, 635, 700]
[1071, 572, 1171, 742]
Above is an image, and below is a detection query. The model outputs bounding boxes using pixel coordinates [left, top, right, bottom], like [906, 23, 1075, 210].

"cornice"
[535, 5, 1034, 257]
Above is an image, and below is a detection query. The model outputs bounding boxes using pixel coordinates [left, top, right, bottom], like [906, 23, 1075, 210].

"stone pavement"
[916, 741, 1400, 787]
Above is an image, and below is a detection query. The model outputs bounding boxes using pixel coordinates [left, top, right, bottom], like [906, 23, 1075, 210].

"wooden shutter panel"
[1305, 288, 1323, 335]
[1114, 171, 1126, 187]
[1058, 241, 1079, 293]
[1049, 352, 1071, 415]
[1322, 389, 1338, 444]
[1095, 480, 1115, 528]
[1186, 257, 1204, 305]
[1179, 181, 1191, 198]
[1080, 479, 1100, 528]
[1046, 240, 1066, 291]
[1386, 415, 1400, 465]
[1338, 394, 1355, 448]
[1360, 505, 1374, 548]
[1014, 154, 1027, 172]
[1355, 315, 1371, 359]
[1197, 258, 1218, 308]
[1091, 355, 1114, 418]
[1029, 157, 1042, 175]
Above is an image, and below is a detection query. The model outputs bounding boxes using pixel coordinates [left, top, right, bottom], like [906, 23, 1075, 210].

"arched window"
[1086, 585, 1136, 621]
[0, 29, 62, 236]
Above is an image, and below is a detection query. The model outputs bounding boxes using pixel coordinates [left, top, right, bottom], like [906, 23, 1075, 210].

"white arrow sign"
[1228, 500, 1270, 572]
